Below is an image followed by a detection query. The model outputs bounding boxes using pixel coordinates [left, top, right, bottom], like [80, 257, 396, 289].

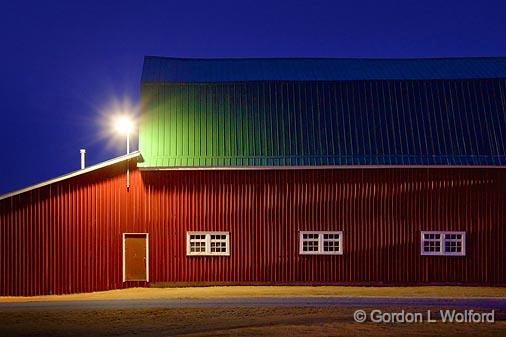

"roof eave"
[0, 151, 141, 201]
[138, 164, 506, 171]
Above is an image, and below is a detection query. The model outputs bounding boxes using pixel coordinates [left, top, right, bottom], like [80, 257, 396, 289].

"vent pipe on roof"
[80, 149, 86, 169]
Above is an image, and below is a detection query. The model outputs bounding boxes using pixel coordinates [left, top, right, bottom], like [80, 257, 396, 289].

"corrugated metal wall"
[139, 79, 506, 167]
[1, 163, 505, 295]
[0, 162, 148, 296]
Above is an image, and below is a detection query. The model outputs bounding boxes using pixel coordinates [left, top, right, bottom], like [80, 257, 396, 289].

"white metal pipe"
[80, 149, 86, 169]
[126, 135, 130, 189]
[126, 164, 130, 189]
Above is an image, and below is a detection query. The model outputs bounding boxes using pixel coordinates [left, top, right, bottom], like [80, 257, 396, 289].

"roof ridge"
[141, 56, 506, 82]
[144, 55, 506, 61]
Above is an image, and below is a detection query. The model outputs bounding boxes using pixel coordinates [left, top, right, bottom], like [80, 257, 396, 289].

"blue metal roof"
[142, 56, 506, 83]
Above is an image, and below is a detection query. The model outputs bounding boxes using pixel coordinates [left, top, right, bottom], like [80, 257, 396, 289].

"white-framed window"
[420, 231, 466, 256]
[186, 231, 230, 256]
[299, 231, 343, 255]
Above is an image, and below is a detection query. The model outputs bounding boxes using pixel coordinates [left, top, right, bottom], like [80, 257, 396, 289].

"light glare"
[114, 115, 134, 135]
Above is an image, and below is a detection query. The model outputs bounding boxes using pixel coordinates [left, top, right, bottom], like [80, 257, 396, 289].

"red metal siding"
[1, 163, 505, 295]
[0, 163, 147, 296]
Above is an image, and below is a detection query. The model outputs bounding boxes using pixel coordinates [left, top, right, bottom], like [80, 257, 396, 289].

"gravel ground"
[0, 297, 505, 337]
[0, 306, 504, 337]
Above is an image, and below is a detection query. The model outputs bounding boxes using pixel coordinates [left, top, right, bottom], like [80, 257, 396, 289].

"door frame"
[122, 233, 149, 282]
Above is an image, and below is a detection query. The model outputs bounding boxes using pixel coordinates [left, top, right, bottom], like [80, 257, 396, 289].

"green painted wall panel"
[139, 79, 506, 167]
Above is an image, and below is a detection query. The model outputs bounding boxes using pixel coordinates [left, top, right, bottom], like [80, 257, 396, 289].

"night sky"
[1, 0, 506, 194]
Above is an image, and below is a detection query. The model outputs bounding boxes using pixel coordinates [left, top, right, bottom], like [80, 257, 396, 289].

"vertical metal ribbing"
[0, 166, 505, 295]
[141, 79, 506, 168]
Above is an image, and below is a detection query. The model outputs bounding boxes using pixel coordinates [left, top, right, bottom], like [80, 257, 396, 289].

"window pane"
[209, 233, 228, 254]
[211, 241, 227, 253]
[303, 239, 319, 252]
[323, 240, 339, 252]
[323, 233, 340, 252]
[190, 241, 206, 253]
[444, 238, 463, 253]
[422, 239, 440, 253]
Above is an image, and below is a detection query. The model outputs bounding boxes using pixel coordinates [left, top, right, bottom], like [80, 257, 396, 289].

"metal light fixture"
[113, 115, 134, 154]
[113, 115, 135, 189]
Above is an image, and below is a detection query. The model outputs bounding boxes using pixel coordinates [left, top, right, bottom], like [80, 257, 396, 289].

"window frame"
[420, 231, 466, 256]
[186, 231, 230, 256]
[299, 231, 343, 255]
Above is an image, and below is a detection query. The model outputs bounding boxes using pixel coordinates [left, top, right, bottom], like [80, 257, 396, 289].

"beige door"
[123, 234, 148, 281]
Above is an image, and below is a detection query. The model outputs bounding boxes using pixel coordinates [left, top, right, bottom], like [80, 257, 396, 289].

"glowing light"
[113, 115, 134, 136]
[94, 96, 140, 154]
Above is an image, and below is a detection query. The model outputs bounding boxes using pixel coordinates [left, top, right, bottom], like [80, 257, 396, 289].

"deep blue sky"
[1, 0, 506, 194]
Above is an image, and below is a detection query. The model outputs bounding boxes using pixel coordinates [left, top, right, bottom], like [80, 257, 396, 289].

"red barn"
[1, 57, 506, 295]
